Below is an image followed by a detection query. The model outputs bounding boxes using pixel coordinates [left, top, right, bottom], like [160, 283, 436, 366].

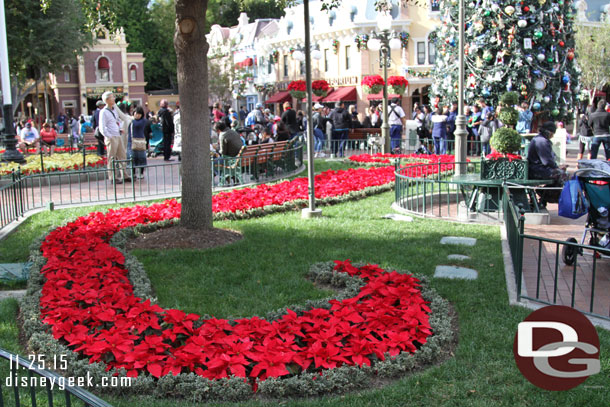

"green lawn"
[0, 159, 608, 406]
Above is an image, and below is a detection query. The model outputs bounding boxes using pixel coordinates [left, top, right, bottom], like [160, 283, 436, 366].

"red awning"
[235, 57, 254, 68]
[265, 91, 292, 105]
[366, 92, 402, 100]
[301, 88, 335, 103]
[321, 86, 357, 102]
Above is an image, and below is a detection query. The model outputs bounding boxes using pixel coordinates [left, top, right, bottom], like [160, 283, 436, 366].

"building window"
[130, 65, 137, 81]
[64, 70, 70, 82]
[417, 42, 426, 65]
[283, 55, 288, 77]
[97, 57, 110, 82]
[324, 49, 329, 72]
[345, 45, 351, 70]
[430, 0, 440, 11]
[268, 58, 273, 74]
[428, 41, 436, 65]
[299, 60, 305, 75]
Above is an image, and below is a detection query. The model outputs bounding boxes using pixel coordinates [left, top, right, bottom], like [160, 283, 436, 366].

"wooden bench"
[215, 141, 291, 185]
[55, 134, 70, 148]
[81, 132, 98, 149]
[350, 128, 381, 139]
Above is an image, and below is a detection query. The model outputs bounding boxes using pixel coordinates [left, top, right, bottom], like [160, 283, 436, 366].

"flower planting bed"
[20, 164, 455, 401]
[348, 153, 453, 168]
[0, 153, 106, 178]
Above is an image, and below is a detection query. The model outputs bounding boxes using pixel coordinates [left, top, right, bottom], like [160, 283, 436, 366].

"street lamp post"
[295, 0, 323, 219]
[367, 13, 401, 154]
[27, 101, 33, 119]
[0, 0, 24, 163]
[454, 0, 468, 174]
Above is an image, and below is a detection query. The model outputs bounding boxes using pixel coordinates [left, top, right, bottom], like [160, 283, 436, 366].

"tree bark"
[174, 0, 213, 230]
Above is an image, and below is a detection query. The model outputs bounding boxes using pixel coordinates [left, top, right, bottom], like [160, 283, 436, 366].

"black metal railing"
[0, 348, 113, 407]
[503, 186, 610, 321]
[394, 160, 505, 221]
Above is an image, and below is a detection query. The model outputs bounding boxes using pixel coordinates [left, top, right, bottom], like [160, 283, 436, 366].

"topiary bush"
[490, 127, 522, 155]
[490, 91, 522, 154]
[497, 91, 520, 127]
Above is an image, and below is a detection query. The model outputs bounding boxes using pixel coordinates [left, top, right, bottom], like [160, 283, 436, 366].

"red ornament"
[567, 51, 575, 60]
[559, 41, 565, 47]
[523, 6, 529, 12]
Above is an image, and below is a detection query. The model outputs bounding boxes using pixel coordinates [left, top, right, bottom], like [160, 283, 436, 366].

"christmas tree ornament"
[562, 75, 570, 84]
[539, 0, 546, 5]
[526, 54, 534, 63]
[491, 3, 499, 12]
[524, 5, 530, 11]
[534, 79, 547, 90]
[537, 53, 545, 61]
[468, 73, 477, 88]
[552, 109, 560, 116]
[483, 50, 493, 62]
[567, 50, 574, 60]
[518, 19, 528, 28]
[496, 50, 505, 64]
[483, 88, 491, 97]
[534, 31, 543, 39]
[547, 56, 554, 62]
[559, 40, 565, 47]
[533, 102, 541, 110]
[543, 95, 551, 103]
[524, 38, 533, 49]
[505, 5, 515, 15]
[507, 78, 513, 90]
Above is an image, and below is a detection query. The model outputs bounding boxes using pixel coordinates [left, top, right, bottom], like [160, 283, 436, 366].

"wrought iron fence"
[394, 160, 507, 222]
[0, 348, 113, 407]
[502, 185, 610, 321]
[0, 144, 304, 232]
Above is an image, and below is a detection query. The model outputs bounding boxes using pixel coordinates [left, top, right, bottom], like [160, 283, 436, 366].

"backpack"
[245, 111, 256, 126]
[558, 176, 589, 219]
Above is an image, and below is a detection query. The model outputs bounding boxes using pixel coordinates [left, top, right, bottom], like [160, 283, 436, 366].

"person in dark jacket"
[281, 102, 300, 138]
[91, 100, 106, 156]
[577, 110, 593, 160]
[215, 120, 242, 157]
[329, 101, 352, 157]
[527, 121, 568, 207]
[588, 99, 610, 160]
[157, 99, 175, 161]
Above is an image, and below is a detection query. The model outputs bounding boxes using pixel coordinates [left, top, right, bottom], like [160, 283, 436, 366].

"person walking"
[312, 103, 326, 157]
[99, 91, 130, 183]
[387, 98, 406, 153]
[91, 100, 106, 156]
[329, 101, 351, 157]
[157, 99, 175, 161]
[588, 99, 610, 160]
[128, 106, 148, 179]
[430, 107, 448, 154]
[577, 111, 593, 160]
[281, 102, 300, 139]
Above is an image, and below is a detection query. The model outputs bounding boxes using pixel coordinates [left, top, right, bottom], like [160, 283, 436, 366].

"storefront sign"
[327, 76, 359, 86]
[85, 86, 125, 98]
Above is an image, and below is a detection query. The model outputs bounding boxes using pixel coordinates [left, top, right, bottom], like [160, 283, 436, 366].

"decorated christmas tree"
[430, 0, 580, 123]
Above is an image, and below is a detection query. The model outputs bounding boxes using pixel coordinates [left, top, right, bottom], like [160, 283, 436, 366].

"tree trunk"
[174, 0, 212, 230]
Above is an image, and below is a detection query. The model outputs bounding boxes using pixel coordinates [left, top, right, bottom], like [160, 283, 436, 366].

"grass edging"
[20, 217, 455, 402]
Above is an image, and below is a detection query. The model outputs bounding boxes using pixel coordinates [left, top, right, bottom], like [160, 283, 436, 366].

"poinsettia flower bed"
[348, 153, 454, 168]
[485, 151, 523, 162]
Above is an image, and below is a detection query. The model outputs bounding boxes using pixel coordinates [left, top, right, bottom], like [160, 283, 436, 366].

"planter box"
[480, 158, 528, 180]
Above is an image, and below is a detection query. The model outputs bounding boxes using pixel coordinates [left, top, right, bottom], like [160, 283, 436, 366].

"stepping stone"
[382, 213, 413, 222]
[0, 290, 26, 300]
[448, 254, 471, 261]
[440, 236, 477, 246]
[0, 263, 32, 282]
[434, 265, 478, 280]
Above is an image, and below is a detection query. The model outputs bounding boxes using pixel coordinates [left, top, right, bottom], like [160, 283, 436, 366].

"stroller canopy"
[577, 159, 610, 179]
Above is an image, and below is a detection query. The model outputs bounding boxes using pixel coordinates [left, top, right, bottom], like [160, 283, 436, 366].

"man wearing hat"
[18, 122, 40, 155]
[91, 99, 106, 156]
[527, 120, 568, 207]
[99, 91, 130, 183]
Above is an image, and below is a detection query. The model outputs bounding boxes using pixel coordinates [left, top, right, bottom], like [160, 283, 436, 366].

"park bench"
[81, 132, 98, 149]
[215, 141, 290, 186]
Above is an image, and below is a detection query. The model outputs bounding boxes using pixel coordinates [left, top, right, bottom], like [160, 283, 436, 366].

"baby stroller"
[562, 159, 610, 265]
[148, 123, 164, 157]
